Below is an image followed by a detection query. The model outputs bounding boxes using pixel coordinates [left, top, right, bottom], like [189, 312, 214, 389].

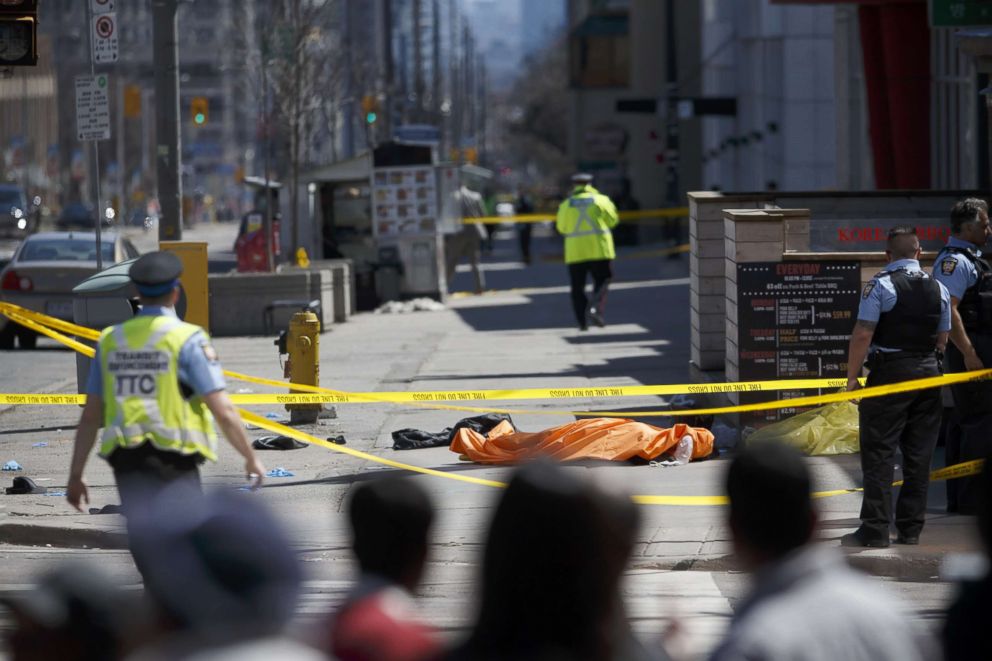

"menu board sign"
[371, 166, 438, 237]
[736, 261, 860, 426]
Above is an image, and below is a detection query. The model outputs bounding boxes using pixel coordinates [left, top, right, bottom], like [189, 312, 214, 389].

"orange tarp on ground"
[450, 417, 714, 465]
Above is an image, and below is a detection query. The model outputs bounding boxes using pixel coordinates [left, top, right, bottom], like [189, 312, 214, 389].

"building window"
[569, 14, 630, 88]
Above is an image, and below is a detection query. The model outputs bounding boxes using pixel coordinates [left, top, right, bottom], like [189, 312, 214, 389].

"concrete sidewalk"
[0, 232, 979, 588]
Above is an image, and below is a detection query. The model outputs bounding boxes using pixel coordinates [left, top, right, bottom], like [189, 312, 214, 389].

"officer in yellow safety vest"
[555, 173, 620, 330]
[67, 251, 265, 515]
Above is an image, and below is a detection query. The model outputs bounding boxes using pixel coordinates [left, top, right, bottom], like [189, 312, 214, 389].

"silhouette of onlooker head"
[330, 477, 439, 661]
[944, 456, 992, 660]
[726, 440, 814, 570]
[350, 476, 435, 591]
[126, 487, 318, 659]
[1, 563, 125, 661]
[712, 442, 928, 661]
[450, 460, 641, 661]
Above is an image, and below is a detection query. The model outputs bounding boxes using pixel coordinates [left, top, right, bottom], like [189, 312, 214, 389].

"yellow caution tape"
[238, 409, 506, 488]
[465, 207, 688, 225]
[241, 410, 988, 505]
[2, 302, 985, 504]
[0, 393, 87, 405]
[1, 309, 95, 358]
[5, 301, 992, 419]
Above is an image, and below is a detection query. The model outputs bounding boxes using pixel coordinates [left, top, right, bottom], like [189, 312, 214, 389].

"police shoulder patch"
[201, 343, 219, 362]
[862, 281, 876, 299]
[941, 257, 958, 275]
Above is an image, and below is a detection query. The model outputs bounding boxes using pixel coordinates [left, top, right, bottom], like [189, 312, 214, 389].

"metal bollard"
[284, 309, 321, 424]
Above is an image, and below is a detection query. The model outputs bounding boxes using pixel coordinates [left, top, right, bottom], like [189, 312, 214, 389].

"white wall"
[701, 0, 837, 192]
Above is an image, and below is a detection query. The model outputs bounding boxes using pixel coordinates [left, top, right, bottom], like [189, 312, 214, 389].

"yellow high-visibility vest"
[555, 185, 619, 264]
[98, 315, 218, 461]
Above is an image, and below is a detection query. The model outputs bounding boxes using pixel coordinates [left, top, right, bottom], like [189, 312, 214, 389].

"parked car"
[0, 232, 141, 349]
[0, 184, 29, 238]
[55, 202, 112, 230]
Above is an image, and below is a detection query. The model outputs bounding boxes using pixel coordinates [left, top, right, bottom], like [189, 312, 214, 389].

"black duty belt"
[868, 350, 937, 364]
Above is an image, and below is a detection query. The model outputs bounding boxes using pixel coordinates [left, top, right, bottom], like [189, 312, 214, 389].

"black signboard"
[737, 261, 860, 427]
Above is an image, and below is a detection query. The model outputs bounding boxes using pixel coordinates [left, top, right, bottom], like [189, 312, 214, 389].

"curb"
[0, 523, 128, 550]
[634, 549, 946, 581]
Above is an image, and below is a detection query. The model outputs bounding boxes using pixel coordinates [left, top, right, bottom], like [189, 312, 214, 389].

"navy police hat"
[571, 173, 594, 184]
[129, 251, 182, 297]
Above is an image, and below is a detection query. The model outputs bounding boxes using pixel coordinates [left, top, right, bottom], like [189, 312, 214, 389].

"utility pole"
[449, 0, 461, 163]
[431, 0, 441, 118]
[85, 0, 104, 271]
[382, 0, 394, 139]
[116, 76, 125, 217]
[153, 0, 182, 241]
[413, 0, 425, 119]
[664, 0, 680, 245]
[477, 56, 486, 164]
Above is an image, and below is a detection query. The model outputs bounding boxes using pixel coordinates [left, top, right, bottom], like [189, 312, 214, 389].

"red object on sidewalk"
[235, 218, 281, 272]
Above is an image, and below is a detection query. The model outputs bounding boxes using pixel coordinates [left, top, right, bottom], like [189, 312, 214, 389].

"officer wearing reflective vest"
[555, 173, 619, 330]
[932, 197, 992, 515]
[842, 226, 950, 548]
[67, 251, 265, 514]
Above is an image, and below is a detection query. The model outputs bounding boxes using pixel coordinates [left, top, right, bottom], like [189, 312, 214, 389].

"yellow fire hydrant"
[283, 309, 321, 424]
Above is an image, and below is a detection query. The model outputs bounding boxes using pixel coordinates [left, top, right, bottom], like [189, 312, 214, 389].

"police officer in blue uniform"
[932, 198, 992, 514]
[67, 251, 265, 515]
[842, 226, 950, 548]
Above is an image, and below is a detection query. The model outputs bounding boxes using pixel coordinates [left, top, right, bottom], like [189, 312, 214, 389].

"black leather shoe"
[840, 529, 889, 548]
[895, 534, 919, 545]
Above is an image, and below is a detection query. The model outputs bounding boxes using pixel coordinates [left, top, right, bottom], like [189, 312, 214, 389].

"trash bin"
[72, 259, 139, 393]
[375, 245, 404, 304]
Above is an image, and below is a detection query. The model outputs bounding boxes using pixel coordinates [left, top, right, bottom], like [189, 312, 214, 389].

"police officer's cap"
[571, 173, 594, 184]
[130, 251, 182, 297]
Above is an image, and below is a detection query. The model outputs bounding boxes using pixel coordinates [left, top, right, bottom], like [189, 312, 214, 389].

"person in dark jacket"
[841, 226, 950, 548]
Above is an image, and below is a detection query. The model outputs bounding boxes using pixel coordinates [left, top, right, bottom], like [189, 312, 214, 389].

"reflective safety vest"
[98, 315, 218, 461]
[555, 185, 619, 264]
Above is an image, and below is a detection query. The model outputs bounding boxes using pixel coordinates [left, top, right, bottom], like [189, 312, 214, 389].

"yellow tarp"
[745, 401, 860, 455]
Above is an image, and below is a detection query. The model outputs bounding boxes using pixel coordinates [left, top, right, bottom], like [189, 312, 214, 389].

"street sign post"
[92, 11, 118, 63]
[931, 0, 992, 27]
[75, 74, 111, 141]
[91, 0, 115, 14]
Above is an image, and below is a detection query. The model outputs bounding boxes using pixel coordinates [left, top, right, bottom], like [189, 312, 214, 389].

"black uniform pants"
[859, 353, 941, 539]
[108, 442, 203, 513]
[945, 340, 992, 514]
[568, 259, 612, 328]
[108, 443, 204, 580]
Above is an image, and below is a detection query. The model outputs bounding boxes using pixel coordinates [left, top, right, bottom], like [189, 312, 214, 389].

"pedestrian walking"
[841, 226, 949, 548]
[66, 251, 265, 519]
[932, 197, 992, 514]
[555, 173, 619, 331]
[710, 442, 930, 661]
[444, 185, 486, 294]
[515, 190, 534, 265]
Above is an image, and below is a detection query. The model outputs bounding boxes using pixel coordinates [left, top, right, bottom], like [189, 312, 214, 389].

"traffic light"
[361, 95, 379, 124]
[191, 96, 209, 125]
[0, 0, 39, 67]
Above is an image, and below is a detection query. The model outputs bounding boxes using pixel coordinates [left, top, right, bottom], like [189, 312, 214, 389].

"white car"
[0, 232, 140, 349]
